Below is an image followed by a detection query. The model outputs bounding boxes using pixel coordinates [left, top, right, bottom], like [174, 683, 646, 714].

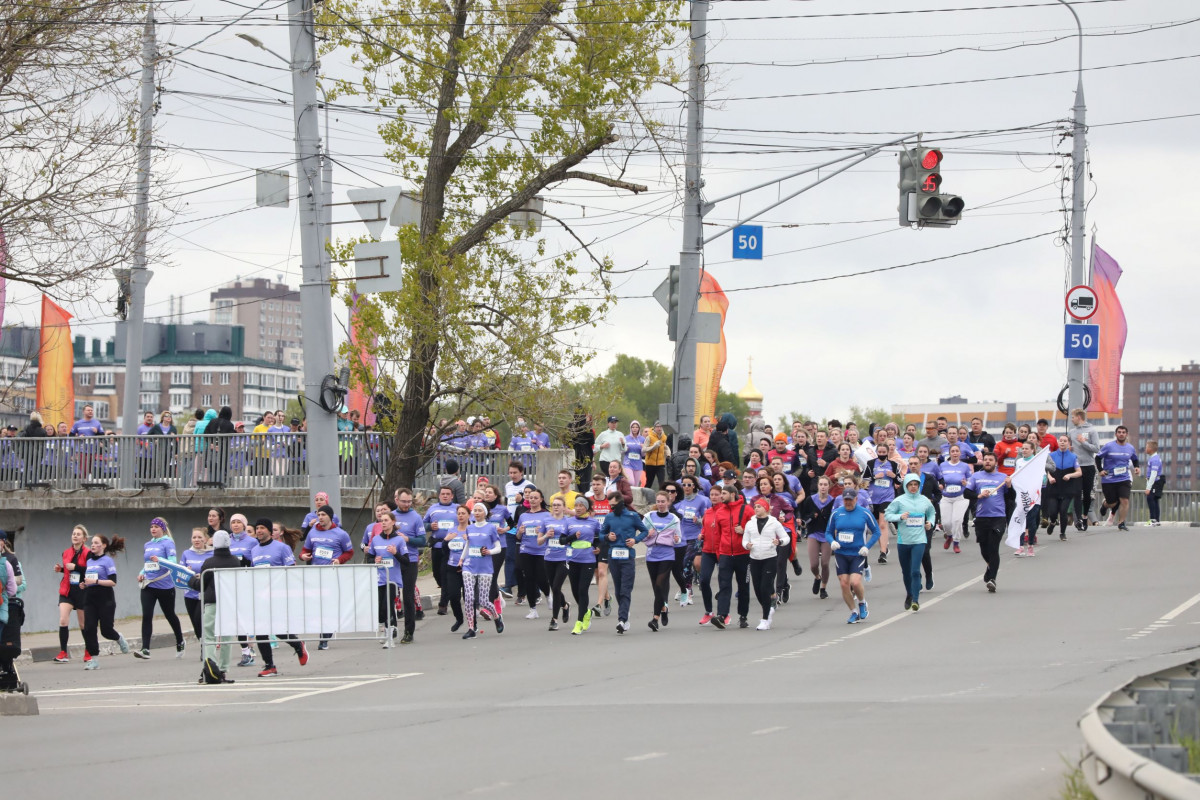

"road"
[4, 525, 1199, 799]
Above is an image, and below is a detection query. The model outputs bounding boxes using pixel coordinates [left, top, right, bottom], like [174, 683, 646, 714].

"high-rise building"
[1122, 362, 1199, 489]
[209, 277, 302, 368]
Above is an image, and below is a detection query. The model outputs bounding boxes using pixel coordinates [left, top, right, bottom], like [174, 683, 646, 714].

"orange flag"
[1086, 244, 1127, 414]
[693, 273, 730, 426]
[37, 295, 75, 429]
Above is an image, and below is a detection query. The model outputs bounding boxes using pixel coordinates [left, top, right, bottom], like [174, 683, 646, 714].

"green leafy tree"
[845, 405, 906, 433]
[320, 0, 685, 495]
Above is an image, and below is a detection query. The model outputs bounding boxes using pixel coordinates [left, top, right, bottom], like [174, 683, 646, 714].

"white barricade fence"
[214, 564, 377, 638]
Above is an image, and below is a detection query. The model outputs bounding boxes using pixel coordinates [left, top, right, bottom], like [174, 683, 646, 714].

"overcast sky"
[6, 0, 1198, 426]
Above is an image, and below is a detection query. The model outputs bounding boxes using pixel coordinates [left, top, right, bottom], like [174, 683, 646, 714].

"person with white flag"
[1005, 446, 1051, 556]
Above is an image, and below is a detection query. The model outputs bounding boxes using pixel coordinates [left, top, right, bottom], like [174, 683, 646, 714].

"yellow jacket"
[644, 429, 668, 466]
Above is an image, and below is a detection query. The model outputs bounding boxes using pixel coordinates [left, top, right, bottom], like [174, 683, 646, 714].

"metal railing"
[1127, 491, 1200, 525]
[1079, 657, 1200, 798]
[0, 433, 570, 494]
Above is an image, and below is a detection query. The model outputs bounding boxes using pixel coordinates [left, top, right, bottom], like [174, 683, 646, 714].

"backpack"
[201, 658, 227, 685]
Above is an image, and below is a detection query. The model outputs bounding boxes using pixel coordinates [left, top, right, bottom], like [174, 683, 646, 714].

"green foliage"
[844, 405, 906, 432]
[1058, 755, 1097, 800]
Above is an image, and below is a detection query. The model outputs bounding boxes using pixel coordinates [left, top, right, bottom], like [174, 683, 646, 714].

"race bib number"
[519, 445, 532, 452]
[837, 532, 854, 544]
[144, 562, 160, 575]
[1003, 458, 1016, 469]
[254, 560, 271, 568]
[609, 547, 630, 560]
[83, 570, 98, 584]
[683, 509, 696, 521]
[448, 540, 465, 551]
[70, 572, 82, 585]
[628, 453, 641, 461]
[468, 546, 483, 558]
[437, 520, 453, 530]
[523, 525, 537, 536]
[547, 539, 565, 549]
[1112, 466, 1127, 476]
[943, 484, 962, 496]
[874, 478, 890, 488]
[507, 494, 518, 505]
[379, 558, 394, 569]
[904, 518, 924, 528]
[314, 546, 334, 560]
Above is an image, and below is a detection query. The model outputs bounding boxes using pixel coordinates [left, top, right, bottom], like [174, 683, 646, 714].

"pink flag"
[1086, 243, 1127, 414]
[346, 291, 377, 427]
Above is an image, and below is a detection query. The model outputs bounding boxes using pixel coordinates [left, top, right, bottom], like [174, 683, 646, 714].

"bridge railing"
[0, 433, 570, 495]
[1127, 491, 1200, 525]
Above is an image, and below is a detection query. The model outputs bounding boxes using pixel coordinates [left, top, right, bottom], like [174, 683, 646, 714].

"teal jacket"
[884, 492, 937, 546]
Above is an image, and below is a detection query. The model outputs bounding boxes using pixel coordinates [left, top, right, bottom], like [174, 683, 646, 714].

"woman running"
[824, 442, 862, 497]
[81, 534, 130, 669]
[367, 510, 406, 647]
[179, 528, 213, 640]
[135, 517, 185, 660]
[1045, 435, 1082, 541]
[673, 476, 710, 607]
[697, 484, 724, 624]
[442, 506, 469, 632]
[515, 488, 551, 619]
[539, 497, 572, 630]
[585, 475, 613, 617]
[754, 475, 796, 603]
[564, 496, 600, 634]
[623, 420, 646, 488]
[642, 491, 682, 632]
[52, 525, 90, 663]
[1015, 440, 1052, 557]
[461, 501, 503, 639]
[745, 498, 788, 630]
[482, 485, 512, 616]
[768, 471, 802, 598]
[936, 444, 973, 554]
[800, 477, 835, 599]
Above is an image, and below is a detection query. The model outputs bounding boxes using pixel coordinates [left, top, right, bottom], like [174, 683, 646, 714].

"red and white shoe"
[83, 652, 93, 663]
[698, 613, 713, 626]
[53, 650, 70, 663]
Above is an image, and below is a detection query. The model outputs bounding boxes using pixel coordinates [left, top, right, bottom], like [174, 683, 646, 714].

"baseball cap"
[843, 487, 859, 500]
[607, 415, 619, 423]
[722, 469, 740, 482]
[290, 417, 301, 425]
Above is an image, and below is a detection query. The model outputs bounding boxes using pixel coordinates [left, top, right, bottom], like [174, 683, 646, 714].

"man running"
[249, 519, 309, 676]
[965, 453, 1008, 593]
[598, 491, 647, 634]
[1097, 425, 1139, 531]
[1068, 408, 1101, 529]
[825, 488, 880, 624]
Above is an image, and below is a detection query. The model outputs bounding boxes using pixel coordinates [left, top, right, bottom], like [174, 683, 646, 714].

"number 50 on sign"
[732, 225, 763, 260]
[1064, 323, 1099, 360]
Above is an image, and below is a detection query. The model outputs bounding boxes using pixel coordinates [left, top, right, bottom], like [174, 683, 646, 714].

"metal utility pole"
[670, 0, 709, 442]
[287, 0, 341, 513]
[121, 10, 156, 441]
[1060, 0, 1089, 414]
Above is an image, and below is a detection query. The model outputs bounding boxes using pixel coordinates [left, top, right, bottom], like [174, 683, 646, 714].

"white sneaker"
[756, 619, 769, 631]
[524, 609, 540, 620]
[767, 605, 776, 623]
[678, 590, 689, 608]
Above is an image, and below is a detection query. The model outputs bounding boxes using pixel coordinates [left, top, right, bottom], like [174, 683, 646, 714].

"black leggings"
[1044, 491, 1072, 534]
[774, 543, 793, 594]
[184, 596, 203, 640]
[401, 558, 418, 636]
[644, 464, 665, 490]
[646, 560, 673, 617]
[546, 561, 569, 618]
[1076, 465, 1097, 520]
[140, 586, 183, 649]
[671, 545, 689, 593]
[698, 552, 718, 613]
[378, 583, 399, 628]
[518, 553, 549, 608]
[442, 563, 464, 624]
[567, 562, 596, 622]
[256, 633, 302, 667]
[921, 526, 933, 582]
[749, 557, 777, 619]
[83, 592, 120, 657]
[489, 552, 504, 602]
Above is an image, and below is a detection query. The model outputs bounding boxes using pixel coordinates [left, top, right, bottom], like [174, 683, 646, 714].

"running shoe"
[616, 620, 627, 635]
[723, 615, 731, 626]
[297, 642, 309, 666]
[436, 607, 448, 616]
[953, 543, 961, 554]
[943, 536, 952, 550]
[1059, 532, 1067, 541]
[910, 601, 920, 612]
[381, 636, 393, 649]
[791, 560, 801, 576]
[877, 552, 888, 565]
[525, 609, 539, 620]
[986, 579, 997, 593]
[812, 578, 821, 595]
[237, 651, 255, 668]
[926, 576, 934, 591]
[480, 604, 495, 621]
[710, 615, 726, 630]
[258, 666, 278, 677]
[462, 629, 478, 640]
[83, 651, 92, 663]
[53, 651, 70, 663]
[683, 592, 694, 606]
[1027, 546, 1036, 557]
[904, 595, 912, 610]
[318, 640, 329, 651]
[846, 611, 860, 624]
[767, 602, 776, 624]
[1118, 523, 1129, 532]
[515, 597, 525, 606]
[117, 635, 130, 655]
[133, 648, 151, 660]
[756, 619, 769, 631]
[661, 609, 669, 627]
[858, 600, 868, 620]
[591, 604, 602, 618]
[415, 609, 425, 621]
[548, 620, 559, 631]
[499, 587, 513, 598]
[1014, 548, 1026, 557]
[604, 598, 612, 616]
[494, 617, 504, 634]
[863, 565, 872, 583]
[1081, 518, 1089, 531]
[572, 621, 584, 635]
[780, 585, 790, 604]
[648, 619, 659, 632]
[819, 587, 828, 599]
[582, 609, 593, 631]
[401, 633, 414, 644]
[452, 621, 464, 633]
[738, 616, 749, 629]
[561, 603, 570, 623]
[699, 613, 713, 626]
[83, 659, 98, 671]
[176, 642, 186, 659]
[679, 589, 689, 608]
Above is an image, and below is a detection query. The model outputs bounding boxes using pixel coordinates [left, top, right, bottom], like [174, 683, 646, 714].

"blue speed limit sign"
[1064, 324, 1099, 360]
[732, 225, 763, 260]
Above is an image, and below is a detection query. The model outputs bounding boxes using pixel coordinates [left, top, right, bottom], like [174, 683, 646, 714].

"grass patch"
[1177, 734, 1200, 773]
[1060, 754, 1097, 800]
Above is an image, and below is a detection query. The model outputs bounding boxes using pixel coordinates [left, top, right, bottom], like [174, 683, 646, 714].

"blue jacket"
[599, 507, 648, 547]
[825, 505, 881, 552]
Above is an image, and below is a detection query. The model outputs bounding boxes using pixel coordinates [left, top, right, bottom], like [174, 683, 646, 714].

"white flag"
[1005, 448, 1050, 549]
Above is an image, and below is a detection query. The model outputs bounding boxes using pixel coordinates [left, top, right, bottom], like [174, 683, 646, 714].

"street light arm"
[1054, 0, 1083, 78]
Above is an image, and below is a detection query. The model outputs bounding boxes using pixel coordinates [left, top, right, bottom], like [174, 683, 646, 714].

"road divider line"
[1125, 589, 1200, 640]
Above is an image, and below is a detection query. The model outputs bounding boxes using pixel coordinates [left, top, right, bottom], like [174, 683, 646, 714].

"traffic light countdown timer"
[897, 147, 964, 228]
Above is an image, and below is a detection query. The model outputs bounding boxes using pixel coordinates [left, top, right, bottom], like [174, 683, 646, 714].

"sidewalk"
[16, 574, 441, 663]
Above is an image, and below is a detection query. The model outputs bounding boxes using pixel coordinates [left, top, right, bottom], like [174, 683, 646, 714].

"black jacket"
[190, 547, 248, 604]
[708, 429, 736, 465]
[667, 435, 692, 481]
[20, 422, 46, 438]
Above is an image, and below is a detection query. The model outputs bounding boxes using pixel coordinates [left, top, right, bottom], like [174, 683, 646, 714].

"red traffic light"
[921, 149, 942, 170]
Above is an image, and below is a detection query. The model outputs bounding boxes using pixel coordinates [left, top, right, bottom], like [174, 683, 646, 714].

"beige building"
[210, 277, 302, 368]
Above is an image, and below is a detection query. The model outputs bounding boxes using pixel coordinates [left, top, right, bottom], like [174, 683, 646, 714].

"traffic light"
[897, 147, 963, 228]
[667, 264, 680, 341]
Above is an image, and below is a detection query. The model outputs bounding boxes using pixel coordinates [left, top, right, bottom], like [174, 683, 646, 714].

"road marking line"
[752, 726, 786, 735]
[35, 673, 399, 696]
[1162, 591, 1200, 621]
[1126, 589, 1200, 640]
[267, 675, 412, 704]
[625, 752, 666, 762]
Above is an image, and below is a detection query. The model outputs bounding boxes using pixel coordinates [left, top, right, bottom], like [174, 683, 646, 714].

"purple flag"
[1086, 243, 1127, 414]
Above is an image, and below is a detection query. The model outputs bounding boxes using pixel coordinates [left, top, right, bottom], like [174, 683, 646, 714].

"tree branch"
[556, 171, 647, 194]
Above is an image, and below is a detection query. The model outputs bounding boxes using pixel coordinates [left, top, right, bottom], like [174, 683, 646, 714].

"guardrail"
[0, 433, 571, 495]
[1128, 491, 1200, 526]
[1079, 658, 1200, 798]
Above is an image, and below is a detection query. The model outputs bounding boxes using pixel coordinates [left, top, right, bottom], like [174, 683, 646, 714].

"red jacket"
[59, 545, 90, 597]
[700, 505, 721, 555]
[714, 496, 753, 557]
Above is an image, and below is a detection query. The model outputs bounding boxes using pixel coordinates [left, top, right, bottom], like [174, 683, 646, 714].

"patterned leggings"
[463, 572, 492, 630]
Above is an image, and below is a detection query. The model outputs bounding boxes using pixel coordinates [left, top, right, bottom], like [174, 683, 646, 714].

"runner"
[936, 444, 973, 553]
[1097, 425, 1139, 531]
[502, 460, 533, 597]
[712, 484, 753, 629]
[52, 525, 90, 663]
[80, 535, 131, 669]
[1145, 440, 1164, 526]
[992, 424, 1023, 522]
[481, 485, 511, 616]
[864, 442, 900, 565]
[800, 477, 835, 599]
[884, 475, 937, 611]
[755, 474, 797, 604]
[135, 518, 185, 660]
[696, 484, 724, 625]
[965, 453, 1008, 593]
[540, 497, 572, 630]
[744, 497, 788, 630]
[548, 470, 580, 515]
[249, 518, 309, 676]
[1046, 435, 1082, 540]
[227, 513, 259, 666]
[1068, 408, 1102, 529]
[1015, 439, 1052, 556]
[461, 501, 503, 639]
[642, 491, 682, 632]
[585, 475, 613, 617]
[564, 496, 600, 634]
[623, 420, 646, 488]
[392, 488, 428, 644]
[441, 506, 470, 633]
[299, 504, 354, 649]
[179, 528, 213, 640]
[672, 476, 710, 612]
[826, 487, 881, 624]
[515, 488, 552, 619]
[599, 490, 647, 634]
[422, 486, 460, 615]
[367, 511, 406, 647]
[824, 442, 861, 498]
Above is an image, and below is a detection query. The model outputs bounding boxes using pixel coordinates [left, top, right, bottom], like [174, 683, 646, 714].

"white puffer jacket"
[742, 514, 787, 560]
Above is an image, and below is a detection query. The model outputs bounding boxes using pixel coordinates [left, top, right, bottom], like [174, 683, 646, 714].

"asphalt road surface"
[5, 525, 1199, 799]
